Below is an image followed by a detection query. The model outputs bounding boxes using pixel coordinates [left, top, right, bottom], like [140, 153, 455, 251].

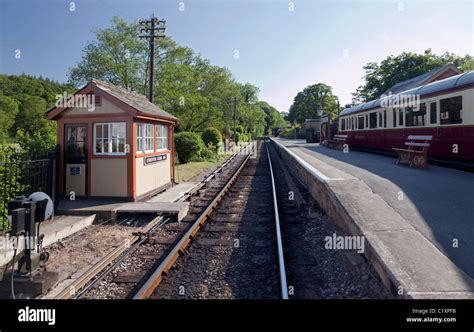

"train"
[336, 70, 474, 166]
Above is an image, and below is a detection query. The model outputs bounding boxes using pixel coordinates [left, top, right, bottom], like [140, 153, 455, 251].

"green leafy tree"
[288, 83, 339, 124]
[68, 16, 147, 92]
[0, 95, 19, 142]
[259, 101, 286, 136]
[352, 49, 474, 103]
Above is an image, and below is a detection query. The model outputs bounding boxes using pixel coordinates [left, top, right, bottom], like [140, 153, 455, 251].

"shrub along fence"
[0, 145, 58, 234]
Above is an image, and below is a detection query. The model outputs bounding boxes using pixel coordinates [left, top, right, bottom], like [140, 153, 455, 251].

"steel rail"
[265, 140, 289, 299]
[52, 215, 164, 299]
[50, 148, 245, 299]
[133, 152, 252, 299]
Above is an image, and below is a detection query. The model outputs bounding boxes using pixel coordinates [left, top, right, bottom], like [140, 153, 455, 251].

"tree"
[67, 16, 276, 140]
[352, 49, 474, 103]
[0, 95, 19, 142]
[288, 83, 339, 124]
[68, 16, 147, 92]
[258, 101, 286, 136]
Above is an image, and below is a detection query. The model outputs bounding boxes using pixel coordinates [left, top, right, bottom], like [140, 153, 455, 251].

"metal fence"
[0, 146, 58, 233]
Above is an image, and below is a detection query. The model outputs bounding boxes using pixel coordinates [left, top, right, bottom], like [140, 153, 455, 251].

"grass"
[174, 160, 216, 182]
[174, 142, 252, 182]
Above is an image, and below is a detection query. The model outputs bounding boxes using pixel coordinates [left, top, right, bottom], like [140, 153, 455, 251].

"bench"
[327, 134, 348, 150]
[392, 135, 432, 168]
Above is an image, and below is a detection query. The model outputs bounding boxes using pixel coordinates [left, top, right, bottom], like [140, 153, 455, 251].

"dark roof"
[382, 64, 461, 95]
[92, 80, 177, 121]
[340, 70, 474, 117]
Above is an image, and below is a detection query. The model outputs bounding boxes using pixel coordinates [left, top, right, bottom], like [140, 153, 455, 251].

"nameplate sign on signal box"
[144, 154, 167, 166]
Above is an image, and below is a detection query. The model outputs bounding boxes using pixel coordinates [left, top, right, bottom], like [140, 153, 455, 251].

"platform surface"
[148, 182, 198, 202]
[274, 138, 474, 297]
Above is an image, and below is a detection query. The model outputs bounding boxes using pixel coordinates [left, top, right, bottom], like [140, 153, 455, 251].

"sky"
[0, 0, 473, 112]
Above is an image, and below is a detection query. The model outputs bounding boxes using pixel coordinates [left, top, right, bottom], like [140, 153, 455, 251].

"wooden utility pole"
[233, 97, 237, 143]
[139, 14, 166, 103]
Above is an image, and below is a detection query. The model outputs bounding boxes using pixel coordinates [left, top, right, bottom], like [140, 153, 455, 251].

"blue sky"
[0, 0, 473, 111]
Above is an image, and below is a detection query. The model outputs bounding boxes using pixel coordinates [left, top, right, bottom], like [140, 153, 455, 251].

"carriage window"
[378, 112, 383, 127]
[365, 114, 368, 128]
[430, 102, 437, 124]
[358, 116, 364, 130]
[399, 108, 404, 126]
[393, 109, 397, 128]
[405, 105, 425, 127]
[383, 110, 387, 128]
[416, 104, 426, 126]
[369, 113, 377, 128]
[440, 96, 462, 125]
[341, 118, 345, 131]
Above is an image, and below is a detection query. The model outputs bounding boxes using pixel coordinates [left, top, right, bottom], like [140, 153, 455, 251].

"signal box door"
[64, 124, 88, 196]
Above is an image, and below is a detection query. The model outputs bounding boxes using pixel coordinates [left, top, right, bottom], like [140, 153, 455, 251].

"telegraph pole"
[233, 97, 237, 143]
[139, 14, 166, 103]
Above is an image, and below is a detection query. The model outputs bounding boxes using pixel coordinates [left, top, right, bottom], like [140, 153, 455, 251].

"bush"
[174, 132, 204, 164]
[222, 125, 231, 137]
[201, 127, 222, 151]
[199, 146, 217, 161]
[235, 125, 244, 134]
[234, 132, 241, 143]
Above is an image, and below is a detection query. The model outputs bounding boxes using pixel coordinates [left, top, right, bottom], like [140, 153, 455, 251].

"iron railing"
[0, 145, 58, 233]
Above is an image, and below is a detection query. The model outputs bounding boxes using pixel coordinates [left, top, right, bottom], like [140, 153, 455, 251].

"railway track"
[49, 147, 251, 299]
[51, 139, 389, 300]
[144, 140, 288, 299]
[148, 140, 391, 299]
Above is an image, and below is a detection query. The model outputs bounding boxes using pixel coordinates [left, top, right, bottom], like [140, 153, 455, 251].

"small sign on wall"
[144, 154, 167, 166]
[70, 166, 81, 175]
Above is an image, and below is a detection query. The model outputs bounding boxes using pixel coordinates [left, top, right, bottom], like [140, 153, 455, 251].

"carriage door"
[65, 124, 88, 196]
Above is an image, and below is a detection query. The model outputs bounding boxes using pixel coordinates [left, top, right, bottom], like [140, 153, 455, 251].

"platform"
[115, 202, 189, 222]
[272, 137, 474, 299]
[148, 182, 199, 202]
[56, 182, 196, 221]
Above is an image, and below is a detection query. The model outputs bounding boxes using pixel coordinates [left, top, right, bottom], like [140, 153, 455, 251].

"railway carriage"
[338, 70, 474, 165]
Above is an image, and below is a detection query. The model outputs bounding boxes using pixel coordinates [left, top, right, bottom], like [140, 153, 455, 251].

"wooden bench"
[392, 135, 432, 168]
[327, 134, 348, 150]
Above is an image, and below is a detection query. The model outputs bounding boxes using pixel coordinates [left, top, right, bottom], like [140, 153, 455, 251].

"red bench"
[393, 135, 432, 168]
[327, 134, 348, 151]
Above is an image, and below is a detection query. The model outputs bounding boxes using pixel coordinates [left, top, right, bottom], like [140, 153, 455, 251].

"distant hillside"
[0, 74, 74, 143]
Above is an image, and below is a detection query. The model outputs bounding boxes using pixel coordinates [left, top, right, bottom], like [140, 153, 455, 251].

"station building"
[47, 80, 178, 201]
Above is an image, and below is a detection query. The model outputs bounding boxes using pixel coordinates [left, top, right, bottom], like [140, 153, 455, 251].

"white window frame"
[144, 123, 154, 153]
[426, 99, 439, 126]
[93, 122, 126, 156]
[155, 124, 169, 151]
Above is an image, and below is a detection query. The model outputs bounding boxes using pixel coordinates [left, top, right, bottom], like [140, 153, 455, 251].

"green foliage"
[240, 133, 249, 142]
[0, 74, 71, 149]
[0, 95, 19, 142]
[222, 125, 231, 137]
[234, 132, 242, 143]
[259, 101, 286, 136]
[352, 49, 474, 103]
[288, 83, 339, 125]
[201, 127, 222, 151]
[68, 16, 276, 139]
[68, 16, 147, 92]
[174, 132, 204, 164]
[196, 146, 217, 162]
[280, 125, 303, 139]
[235, 125, 244, 134]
